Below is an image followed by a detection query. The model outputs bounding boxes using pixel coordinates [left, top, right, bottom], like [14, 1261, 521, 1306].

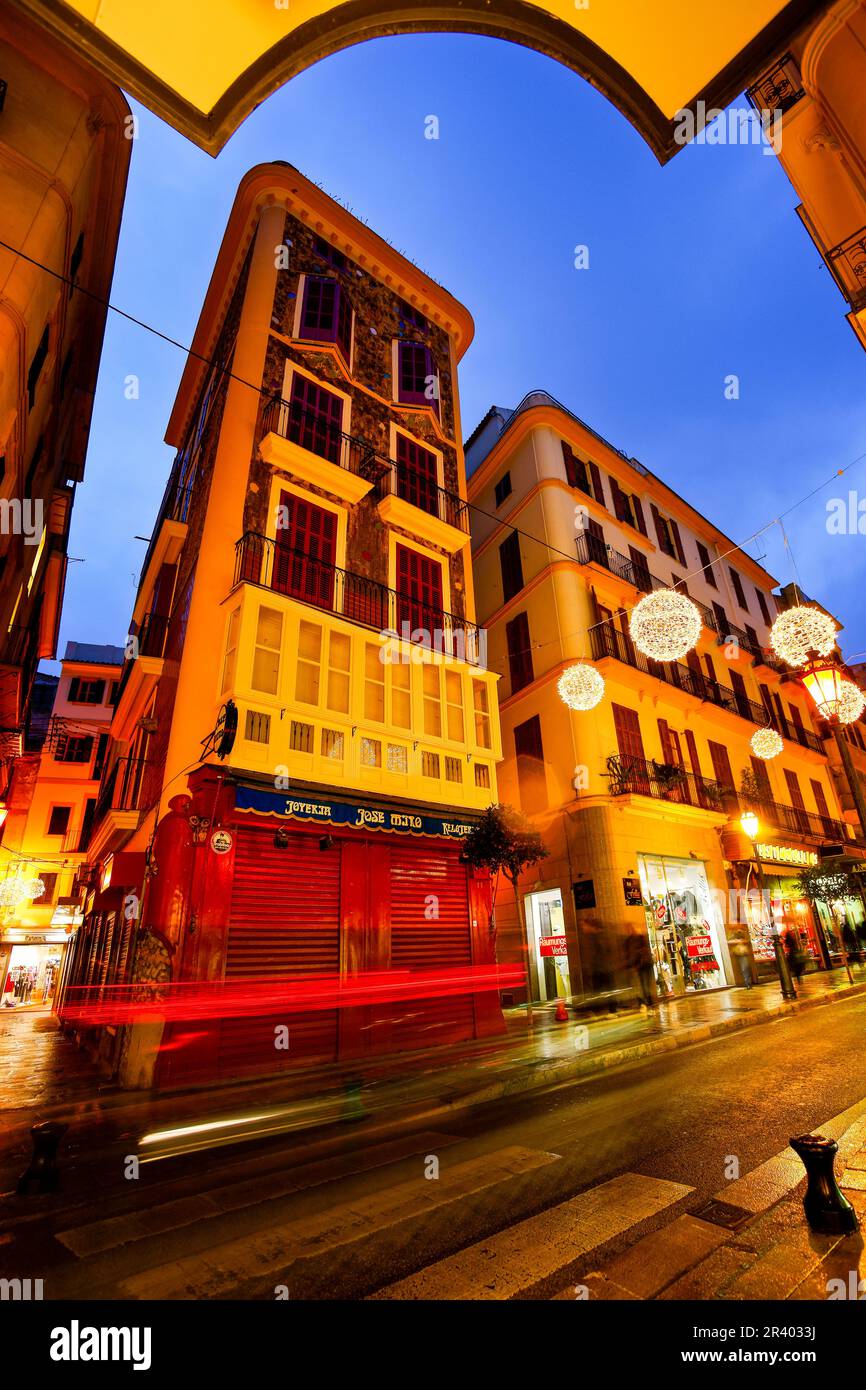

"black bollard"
[16, 1120, 68, 1195]
[789, 1133, 859, 1235]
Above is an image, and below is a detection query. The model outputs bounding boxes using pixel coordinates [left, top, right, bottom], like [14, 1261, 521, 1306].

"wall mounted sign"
[756, 843, 818, 868]
[539, 936, 569, 958]
[572, 879, 596, 910]
[235, 786, 475, 840]
[210, 829, 234, 855]
[622, 876, 643, 907]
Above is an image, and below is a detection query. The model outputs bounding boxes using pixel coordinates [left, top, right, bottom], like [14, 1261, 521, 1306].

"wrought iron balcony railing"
[114, 611, 169, 709]
[261, 396, 387, 485]
[746, 55, 806, 117]
[826, 227, 866, 313]
[604, 753, 732, 813]
[234, 533, 483, 664]
[754, 797, 847, 845]
[374, 460, 469, 534]
[94, 754, 150, 824]
[575, 534, 721, 634]
[590, 622, 823, 751]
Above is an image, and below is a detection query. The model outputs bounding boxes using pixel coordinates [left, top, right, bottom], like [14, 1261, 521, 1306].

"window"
[396, 341, 438, 412]
[222, 609, 239, 693]
[60, 346, 74, 398]
[514, 715, 546, 812]
[32, 873, 58, 905]
[25, 434, 44, 495]
[326, 632, 350, 713]
[750, 756, 772, 802]
[93, 733, 108, 780]
[473, 680, 491, 748]
[299, 275, 353, 362]
[290, 721, 314, 753]
[78, 799, 96, 851]
[650, 505, 685, 563]
[274, 491, 338, 610]
[612, 704, 646, 773]
[729, 567, 749, 611]
[561, 442, 606, 507]
[506, 611, 533, 693]
[610, 480, 647, 535]
[745, 624, 760, 658]
[755, 589, 773, 626]
[395, 432, 439, 516]
[55, 734, 94, 764]
[784, 768, 806, 811]
[294, 620, 322, 704]
[387, 743, 408, 773]
[811, 779, 833, 825]
[392, 662, 412, 729]
[28, 325, 50, 409]
[364, 643, 385, 722]
[245, 710, 271, 744]
[707, 741, 734, 792]
[313, 234, 347, 271]
[108, 682, 120, 707]
[445, 756, 462, 784]
[68, 677, 105, 704]
[47, 806, 71, 837]
[396, 297, 429, 331]
[730, 669, 751, 719]
[253, 606, 283, 696]
[474, 764, 491, 790]
[360, 737, 381, 767]
[396, 545, 443, 633]
[696, 541, 717, 588]
[494, 472, 512, 507]
[422, 751, 440, 778]
[422, 664, 442, 737]
[712, 602, 729, 639]
[70, 231, 85, 287]
[286, 375, 344, 466]
[322, 728, 344, 760]
[499, 531, 523, 603]
[445, 670, 464, 741]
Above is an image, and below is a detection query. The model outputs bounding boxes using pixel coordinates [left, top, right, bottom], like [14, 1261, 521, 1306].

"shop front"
[524, 887, 571, 1002]
[744, 843, 834, 977]
[1, 928, 70, 1008]
[637, 853, 729, 996]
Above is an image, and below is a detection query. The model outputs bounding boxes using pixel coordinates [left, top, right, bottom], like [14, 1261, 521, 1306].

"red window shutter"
[396, 544, 443, 631]
[612, 704, 645, 763]
[505, 611, 533, 693]
[708, 740, 734, 789]
[684, 729, 702, 777]
[588, 462, 606, 509]
[669, 519, 687, 566]
[631, 497, 648, 535]
[288, 374, 343, 464]
[650, 503, 668, 553]
[811, 780, 831, 820]
[657, 718, 674, 764]
[396, 433, 438, 515]
[275, 491, 337, 609]
[784, 768, 806, 811]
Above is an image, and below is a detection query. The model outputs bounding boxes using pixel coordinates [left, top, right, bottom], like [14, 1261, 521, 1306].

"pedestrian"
[730, 934, 753, 989]
[625, 923, 657, 1011]
[784, 929, 806, 982]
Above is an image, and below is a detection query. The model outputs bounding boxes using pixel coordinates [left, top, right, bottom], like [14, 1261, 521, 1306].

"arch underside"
[14, 0, 827, 159]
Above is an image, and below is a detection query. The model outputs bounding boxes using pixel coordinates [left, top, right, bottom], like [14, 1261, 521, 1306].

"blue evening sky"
[57, 33, 866, 666]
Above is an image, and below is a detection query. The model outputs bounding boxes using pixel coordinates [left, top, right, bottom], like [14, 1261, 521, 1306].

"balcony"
[605, 753, 731, 814]
[590, 624, 823, 752]
[575, 534, 719, 638]
[89, 754, 150, 858]
[746, 55, 805, 118]
[826, 226, 866, 314]
[234, 533, 484, 665]
[112, 611, 169, 727]
[374, 461, 470, 553]
[258, 396, 386, 505]
[754, 798, 847, 845]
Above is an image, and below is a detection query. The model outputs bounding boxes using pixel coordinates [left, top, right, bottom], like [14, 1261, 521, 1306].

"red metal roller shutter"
[218, 828, 342, 1078]
[389, 843, 475, 1051]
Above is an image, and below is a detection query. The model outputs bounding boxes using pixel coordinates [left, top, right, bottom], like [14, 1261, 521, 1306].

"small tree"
[797, 861, 859, 983]
[461, 804, 549, 1020]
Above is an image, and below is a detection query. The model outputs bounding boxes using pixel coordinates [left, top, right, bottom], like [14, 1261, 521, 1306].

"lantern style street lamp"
[801, 658, 866, 842]
[740, 810, 797, 1001]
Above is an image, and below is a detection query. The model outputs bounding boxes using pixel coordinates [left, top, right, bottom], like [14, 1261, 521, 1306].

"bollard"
[554, 997, 569, 1022]
[17, 1120, 68, 1195]
[789, 1133, 859, 1235]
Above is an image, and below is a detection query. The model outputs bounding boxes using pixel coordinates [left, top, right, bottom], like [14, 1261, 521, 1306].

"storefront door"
[1, 944, 64, 1008]
[637, 855, 728, 994]
[525, 889, 571, 1002]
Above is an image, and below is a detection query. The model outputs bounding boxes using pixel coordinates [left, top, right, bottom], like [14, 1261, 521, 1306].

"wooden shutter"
[396, 432, 438, 515]
[505, 611, 533, 693]
[669, 519, 687, 566]
[274, 491, 337, 609]
[784, 769, 806, 811]
[650, 504, 668, 554]
[288, 373, 343, 463]
[631, 497, 648, 535]
[588, 462, 606, 510]
[684, 729, 702, 777]
[750, 756, 773, 802]
[514, 715, 546, 813]
[499, 531, 523, 602]
[708, 739, 734, 790]
[613, 704, 645, 762]
[658, 718, 674, 764]
[811, 779, 831, 821]
[712, 601, 728, 636]
[730, 669, 750, 717]
[396, 544, 443, 631]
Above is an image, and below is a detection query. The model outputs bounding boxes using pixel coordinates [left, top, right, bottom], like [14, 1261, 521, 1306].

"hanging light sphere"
[837, 679, 866, 725]
[557, 662, 605, 711]
[0, 872, 45, 908]
[769, 606, 836, 668]
[750, 727, 783, 760]
[629, 590, 702, 662]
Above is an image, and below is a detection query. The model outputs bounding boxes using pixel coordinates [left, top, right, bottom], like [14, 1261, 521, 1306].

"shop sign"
[539, 936, 568, 957]
[686, 933, 719, 972]
[573, 879, 596, 909]
[622, 876, 643, 907]
[654, 903, 667, 924]
[210, 829, 234, 855]
[756, 843, 818, 868]
[236, 786, 475, 839]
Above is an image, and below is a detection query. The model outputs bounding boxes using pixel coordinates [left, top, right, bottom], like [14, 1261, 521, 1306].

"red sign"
[686, 935, 713, 957]
[539, 936, 568, 958]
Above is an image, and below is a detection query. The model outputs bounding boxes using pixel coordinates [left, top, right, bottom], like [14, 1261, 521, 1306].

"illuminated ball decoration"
[750, 727, 783, 760]
[557, 663, 605, 712]
[0, 872, 45, 908]
[628, 590, 702, 662]
[837, 680, 866, 725]
[769, 606, 836, 668]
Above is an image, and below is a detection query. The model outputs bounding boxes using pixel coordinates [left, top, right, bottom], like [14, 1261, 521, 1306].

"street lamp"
[801, 658, 866, 842]
[740, 810, 797, 1001]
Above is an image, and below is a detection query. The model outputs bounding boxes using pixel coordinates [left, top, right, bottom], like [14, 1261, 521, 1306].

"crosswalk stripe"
[57, 1131, 461, 1259]
[370, 1173, 693, 1300]
[115, 1145, 561, 1299]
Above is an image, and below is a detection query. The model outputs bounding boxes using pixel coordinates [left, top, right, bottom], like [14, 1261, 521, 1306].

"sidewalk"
[2, 967, 866, 1174]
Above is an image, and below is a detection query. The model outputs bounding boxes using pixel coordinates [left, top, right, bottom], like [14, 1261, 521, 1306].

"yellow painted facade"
[467, 395, 859, 1003]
